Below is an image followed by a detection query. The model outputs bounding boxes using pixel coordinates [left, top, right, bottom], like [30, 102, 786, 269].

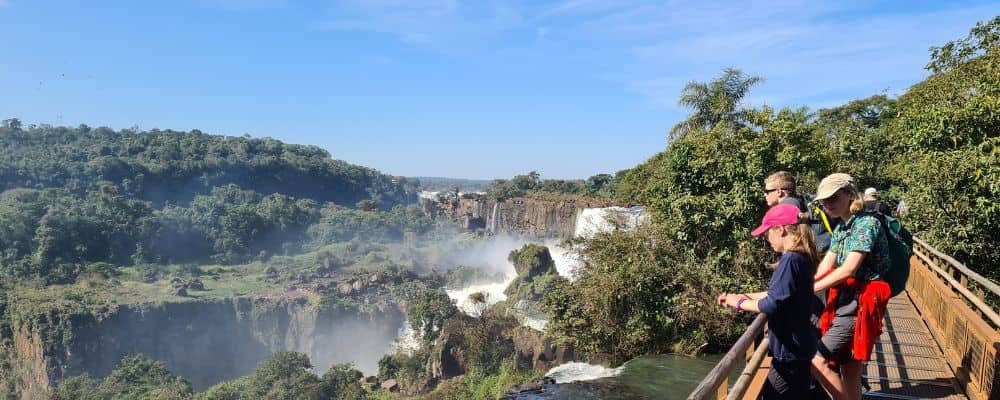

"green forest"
[0, 126, 430, 282]
[0, 16, 995, 400]
[536, 16, 999, 363]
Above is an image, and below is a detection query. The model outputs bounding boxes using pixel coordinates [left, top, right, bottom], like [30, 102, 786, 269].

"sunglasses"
[764, 188, 783, 194]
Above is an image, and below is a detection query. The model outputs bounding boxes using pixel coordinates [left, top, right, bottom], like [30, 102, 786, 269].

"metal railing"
[687, 314, 768, 400]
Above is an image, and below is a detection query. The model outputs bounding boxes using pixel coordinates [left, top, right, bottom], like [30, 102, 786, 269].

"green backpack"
[876, 213, 914, 297]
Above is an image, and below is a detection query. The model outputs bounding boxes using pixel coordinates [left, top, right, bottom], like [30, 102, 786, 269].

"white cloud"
[585, 2, 996, 110]
[321, 0, 494, 47]
[314, 0, 997, 110]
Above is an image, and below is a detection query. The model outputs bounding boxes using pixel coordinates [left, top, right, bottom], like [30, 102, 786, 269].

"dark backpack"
[875, 213, 914, 297]
[799, 194, 835, 252]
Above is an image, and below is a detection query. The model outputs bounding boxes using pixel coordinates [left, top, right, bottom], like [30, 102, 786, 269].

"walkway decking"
[864, 294, 966, 400]
[689, 237, 999, 400]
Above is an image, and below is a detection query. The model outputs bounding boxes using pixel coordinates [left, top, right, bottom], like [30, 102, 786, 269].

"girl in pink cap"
[717, 203, 819, 399]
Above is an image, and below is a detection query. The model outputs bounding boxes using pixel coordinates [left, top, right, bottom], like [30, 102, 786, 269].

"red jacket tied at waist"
[819, 278, 891, 362]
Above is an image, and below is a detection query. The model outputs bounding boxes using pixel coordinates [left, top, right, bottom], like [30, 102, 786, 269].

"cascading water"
[508, 355, 726, 399]
[446, 280, 513, 316]
[472, 200, 482, 219]
[418, 190, 440, 200]
[392, 319, 421, 355]
[546, 206, 648, 281]
[545, 362, 624, 383]
[516, 206, 651, 387]
[573, 206, 646, 239]
[489, 202, 500, 234]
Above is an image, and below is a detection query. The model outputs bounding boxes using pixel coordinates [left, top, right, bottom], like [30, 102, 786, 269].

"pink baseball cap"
[751, 204, 800, 236]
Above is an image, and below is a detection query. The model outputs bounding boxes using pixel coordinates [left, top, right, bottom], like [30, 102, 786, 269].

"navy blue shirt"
[757, 252, 817, 361]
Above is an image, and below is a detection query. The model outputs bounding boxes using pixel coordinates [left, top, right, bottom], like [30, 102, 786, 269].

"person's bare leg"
[841, 361, 864, 400]
[811, 355, 846, 399]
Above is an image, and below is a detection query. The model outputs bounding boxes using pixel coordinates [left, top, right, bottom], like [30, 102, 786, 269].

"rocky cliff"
[9, 296, 404, 398]
[425, 196, 617, 239]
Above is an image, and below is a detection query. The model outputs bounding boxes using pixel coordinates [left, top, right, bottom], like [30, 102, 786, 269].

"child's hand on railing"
[717, 294, 750, 310]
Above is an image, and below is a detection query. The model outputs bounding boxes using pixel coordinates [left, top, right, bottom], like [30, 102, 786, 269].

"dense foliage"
[411, 177, 492, 193]
[884, 17, 1000, 276]
[199, 352, 366, 400]
[49, 356, 194, 400]
[544, 17, 999, 362]
[49, 353, 370, 400]
[0, 124, 417, 208]
[486, 171, 618, 200]
[0, 123, 428, 281]
[407, 289, 459, 342]
[0, 183, 433, 282]
[504, 244, 565, 305]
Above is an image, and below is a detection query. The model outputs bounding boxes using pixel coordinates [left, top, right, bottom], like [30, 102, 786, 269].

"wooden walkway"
[689, 237, 1000, 400]
[864, 293, 966, 399]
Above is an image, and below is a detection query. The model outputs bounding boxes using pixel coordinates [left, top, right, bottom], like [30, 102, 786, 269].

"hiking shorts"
[817, 289, 858, 364]
[762, 359, 812, 399]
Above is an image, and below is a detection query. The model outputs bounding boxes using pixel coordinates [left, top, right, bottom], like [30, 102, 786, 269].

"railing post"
[716, 377, 728, 400]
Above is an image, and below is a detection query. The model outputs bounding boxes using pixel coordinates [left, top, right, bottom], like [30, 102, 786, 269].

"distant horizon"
[2, 1, 996, 179]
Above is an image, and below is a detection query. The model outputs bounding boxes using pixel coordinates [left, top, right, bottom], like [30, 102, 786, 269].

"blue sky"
[1, 1, 996, 180]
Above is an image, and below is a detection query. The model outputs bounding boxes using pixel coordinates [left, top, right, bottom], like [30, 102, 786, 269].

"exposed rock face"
[512, 327, 576, 371]
[10, 298, 405, 397]
[428, 196, 617, 238]
[505, 245, 564, 304]
[425, 317, 470, 380]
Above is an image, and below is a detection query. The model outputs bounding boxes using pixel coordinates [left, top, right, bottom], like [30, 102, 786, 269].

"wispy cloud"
[315, 0, 996, 110]
[320, 0, 526, 49]
[554, 1, 995, 110]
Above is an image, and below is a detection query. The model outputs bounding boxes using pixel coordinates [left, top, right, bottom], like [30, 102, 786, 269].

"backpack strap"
[814, 205, 834, 234]
[800, 194, 834, 234]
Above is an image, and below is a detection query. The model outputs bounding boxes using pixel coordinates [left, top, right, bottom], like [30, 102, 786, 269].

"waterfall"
[548, 206, 648, 280]
[446, 279, 513, 316]
[545, 362, 624, 383]
[392, 319, 421, 355]
[489, 202, 500, 234]
[573, 206, 647, 239]
[474, 201, 483, 219]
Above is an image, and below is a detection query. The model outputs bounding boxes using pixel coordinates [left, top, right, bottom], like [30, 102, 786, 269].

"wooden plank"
[688, 314, 767, 400]
[741, 357, 770, 400]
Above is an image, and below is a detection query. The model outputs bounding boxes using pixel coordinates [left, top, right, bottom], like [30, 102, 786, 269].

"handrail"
[912, 237, 1000, 297]
[687, 314, 767, 400]
[726, 337, 769, 400]
[912, 242, 1000, 329]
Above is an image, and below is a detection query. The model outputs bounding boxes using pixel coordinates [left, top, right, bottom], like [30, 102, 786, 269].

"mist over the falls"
[65, 300, 406, 390]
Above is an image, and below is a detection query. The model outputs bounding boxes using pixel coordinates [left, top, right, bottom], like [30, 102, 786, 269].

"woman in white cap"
[809, 173, 892, 400]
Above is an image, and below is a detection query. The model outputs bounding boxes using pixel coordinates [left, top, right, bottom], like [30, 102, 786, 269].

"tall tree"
[670, 68, 764, 141]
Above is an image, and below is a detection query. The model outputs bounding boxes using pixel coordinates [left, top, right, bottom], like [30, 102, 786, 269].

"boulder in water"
[508, 244, 557, 278]
[504, 244, 566, 304]
[380, 379, 399, 391]
[505, 376, 556, 395]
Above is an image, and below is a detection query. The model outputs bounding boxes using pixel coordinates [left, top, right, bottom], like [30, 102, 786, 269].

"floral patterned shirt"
[829, 212, 890, 281]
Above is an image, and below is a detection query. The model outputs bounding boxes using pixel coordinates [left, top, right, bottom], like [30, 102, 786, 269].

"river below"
[505, 354, 737, 400]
